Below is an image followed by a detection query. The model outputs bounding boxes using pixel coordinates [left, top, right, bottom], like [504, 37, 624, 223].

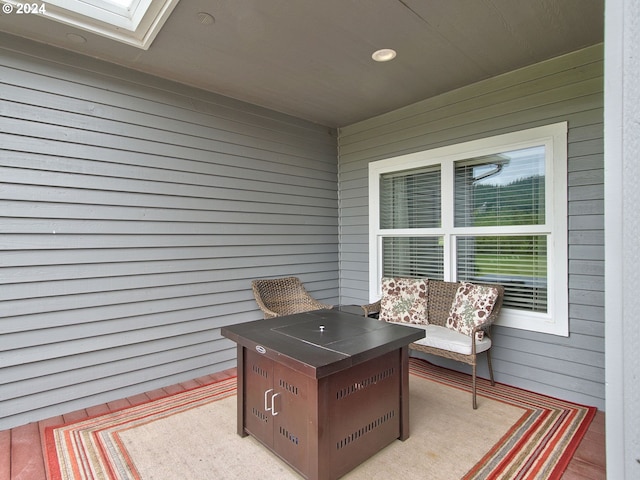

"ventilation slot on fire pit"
[335, 367, 396, 400]
[335, 409, 396, 450]
[279, 379, 299, 395]
[279, 426, 300, 445]
[252, 364, 268, 378]
[252, 407, 268, 423]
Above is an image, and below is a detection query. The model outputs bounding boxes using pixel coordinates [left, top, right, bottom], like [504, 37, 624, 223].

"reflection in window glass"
[457, 235, 547, 312]
[455, 146, 545, 227]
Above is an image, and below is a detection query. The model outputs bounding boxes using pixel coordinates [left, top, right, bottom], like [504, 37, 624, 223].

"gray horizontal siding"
[338, 44, 605, 409]
[0, 34, 338, 430]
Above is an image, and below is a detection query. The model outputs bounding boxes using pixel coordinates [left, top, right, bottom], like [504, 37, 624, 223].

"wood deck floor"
[1, 367, 606, 480]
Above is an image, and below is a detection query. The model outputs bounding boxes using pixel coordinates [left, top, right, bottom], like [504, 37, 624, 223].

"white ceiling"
[0, 0, 604, 127]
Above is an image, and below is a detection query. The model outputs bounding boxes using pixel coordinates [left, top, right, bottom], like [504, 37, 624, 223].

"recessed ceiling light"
[196, 12, 215, 25]
[372, 48, 397, 62]
[66, 33, 87, 44]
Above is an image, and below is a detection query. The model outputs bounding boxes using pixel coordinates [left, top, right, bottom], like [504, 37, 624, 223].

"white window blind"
[382, 237, 444, 279]
[456, 235, 548, 312]
[380, 166, 441, 229]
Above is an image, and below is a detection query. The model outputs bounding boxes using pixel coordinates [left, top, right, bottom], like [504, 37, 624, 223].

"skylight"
[31, 0, 179, 49]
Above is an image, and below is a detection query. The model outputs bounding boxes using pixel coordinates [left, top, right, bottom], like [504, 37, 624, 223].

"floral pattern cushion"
[379, 277, 428, 325]
[446, 282, 499, 340]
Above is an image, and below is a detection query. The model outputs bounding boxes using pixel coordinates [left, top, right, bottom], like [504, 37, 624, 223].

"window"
[369, 123, 568, 336]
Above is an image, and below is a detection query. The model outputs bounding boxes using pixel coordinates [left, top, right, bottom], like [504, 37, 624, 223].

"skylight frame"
[14, 0, 180, 49]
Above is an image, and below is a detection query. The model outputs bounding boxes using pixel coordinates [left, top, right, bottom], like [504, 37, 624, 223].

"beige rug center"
[118, 376, 524, 479]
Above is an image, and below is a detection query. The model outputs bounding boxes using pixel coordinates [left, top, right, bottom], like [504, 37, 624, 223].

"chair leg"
[472, 363, 477, 409]
[487, 349, 495, 386]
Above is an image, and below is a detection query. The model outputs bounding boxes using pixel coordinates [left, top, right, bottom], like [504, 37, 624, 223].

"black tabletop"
[221, 309, 425, 378]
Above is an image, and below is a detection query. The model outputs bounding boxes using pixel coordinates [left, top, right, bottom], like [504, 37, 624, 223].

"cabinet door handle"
[271, 393, 280, 416]
[264, 388, 274, 411]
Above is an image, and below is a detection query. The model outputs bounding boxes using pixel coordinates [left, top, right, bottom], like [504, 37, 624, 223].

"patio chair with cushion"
[251, 276, 333, 319]
[362, 278, 504, 408]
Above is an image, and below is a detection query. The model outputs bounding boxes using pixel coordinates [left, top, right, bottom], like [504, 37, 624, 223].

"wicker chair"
[251, 276, 333, 319]
[362, 279, 504, 409]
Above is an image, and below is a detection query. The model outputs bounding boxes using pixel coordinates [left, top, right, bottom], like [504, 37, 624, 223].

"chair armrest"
[252, 294, 279, 318]
[471, 320, 494, 335]
[361, 300, 381, 317]
[260, 306, 281, 319]
[312, 301, 334, 310]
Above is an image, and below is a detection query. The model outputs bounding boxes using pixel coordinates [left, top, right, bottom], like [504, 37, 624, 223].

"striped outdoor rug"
[409, 359, 597, 479]
[44, 358, 595, 480]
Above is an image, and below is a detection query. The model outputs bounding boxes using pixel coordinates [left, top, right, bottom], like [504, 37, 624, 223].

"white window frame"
[369, 123, 568, 336]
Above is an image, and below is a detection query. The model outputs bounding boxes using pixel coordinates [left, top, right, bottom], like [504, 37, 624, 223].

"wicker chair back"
[251, 276, 333, 319]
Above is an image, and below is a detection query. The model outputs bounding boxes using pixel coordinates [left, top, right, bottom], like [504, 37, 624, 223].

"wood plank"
[0, 233, 338, 251]
[569, 274, 605, 290]
[0, 243, 337, 268]
[561, 411, 606, 479]
[38, 415, 63, 480]
[9, 423, 46, 480]
[570, 245, 605, 261]
[569, 199, 604, 215]
[569, 259, 604, 275]
[0, 196, 338, 222]
[0, 429, 9, 480]
[569, 230, 605, 245]
[569, 215, 605, 231]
